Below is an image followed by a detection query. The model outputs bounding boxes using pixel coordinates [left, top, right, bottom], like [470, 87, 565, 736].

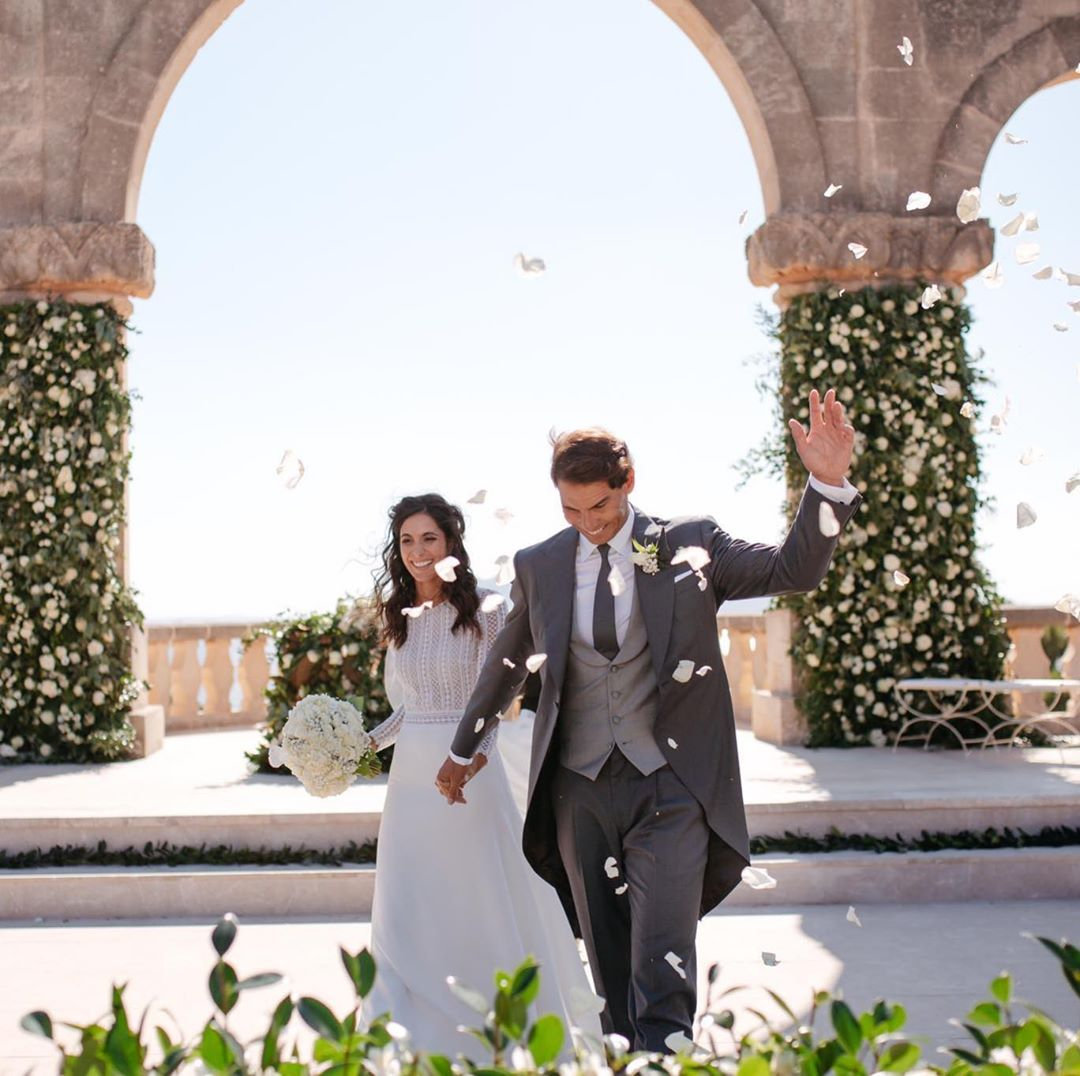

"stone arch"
[931, 16, 1080, 205]
[78, 0, 823, 225]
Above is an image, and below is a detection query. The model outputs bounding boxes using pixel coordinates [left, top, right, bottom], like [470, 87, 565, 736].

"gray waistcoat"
[558, 587, 666, 779]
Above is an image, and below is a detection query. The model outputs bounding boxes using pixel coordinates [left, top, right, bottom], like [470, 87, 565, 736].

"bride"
[364, 493, 601, 1053]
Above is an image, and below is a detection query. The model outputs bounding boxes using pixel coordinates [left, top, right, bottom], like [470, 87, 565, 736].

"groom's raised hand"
[788, 387, 855, 487]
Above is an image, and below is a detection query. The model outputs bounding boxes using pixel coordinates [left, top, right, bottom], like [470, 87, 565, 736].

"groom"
[436, 388, 860, 1051]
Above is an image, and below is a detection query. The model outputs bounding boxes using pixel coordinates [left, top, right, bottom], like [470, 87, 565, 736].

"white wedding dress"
[363, 592, 601, 1055]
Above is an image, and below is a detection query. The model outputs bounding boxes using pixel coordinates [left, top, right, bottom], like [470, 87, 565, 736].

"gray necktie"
[593, 543, 619, 661]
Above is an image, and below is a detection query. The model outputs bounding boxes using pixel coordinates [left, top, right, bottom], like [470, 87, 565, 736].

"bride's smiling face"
[398, 512, 450, 586]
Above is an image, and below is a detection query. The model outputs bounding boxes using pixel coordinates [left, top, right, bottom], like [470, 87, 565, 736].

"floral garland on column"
[0, 299, 143, 762]
[746, 284, 1012, 746]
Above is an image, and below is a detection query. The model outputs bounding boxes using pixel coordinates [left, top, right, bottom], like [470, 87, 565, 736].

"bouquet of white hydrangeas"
[268, 694, 381, 798]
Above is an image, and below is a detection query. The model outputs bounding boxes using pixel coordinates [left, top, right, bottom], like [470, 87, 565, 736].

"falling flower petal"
[514, 252, 546, 276]
[665, 952, 688, 979]
[893, 570, 910, 587]
[1000, 212, 1024, 237]
[403, 601, 434, 618]
[846, 906, 863, 927]
[956, 187, 981, 223]
[467, 489, 487, 504]
[997, 192, 1018, 207]
[696, 665, 713, 677]
[761, 952, 779, 967]
[1017, 502, 1037, 529]
[1064, 270, 1080, 286]
[665, 1032, 697, 1055]
[741, 866, 778, 890]
[906, 191, 931, 211]
[1068, 300, 1080, 313]
[480, 592, 505, 613]
[848, 242, 868, 259]
[608, 564, 627, 597]
[1053, 322, 1069, 333]
[672, 545, 710, 571]
[275, 450, 305, 489]
[1019, 446, 1045, 466]
[615, 882, 628, 896]
[818, 501, 840, 537]
[920, 284, 942, 309]
[738, 209, 748, 225]
[897, 36, 913, 65]
[1033, 265, 1054, 280]
[1054, 594, 1080, 620]
[696, 571, 708, 592]
[447, 977, 489, 1014]
[474, 718, 485, 733]
[960, 401, 975, 418]
[1014, 242, 1040, 265]
[931, 382, 948, 396]
[982, 261, 1004, 289]
[824, 183, 843, 198]
[268, 741, 284, 768]
[495, 555, 515, 585]
[667, 737, 679, 749]
[1066, 473, 1080, 494]
[989, 396, 1011, 434]
[604, 857, 620, 879]
[502, 657, 516, 669]
[494, 507, 514, 524]
[1004, 132, 1027, 145]
[1024, 213, 1039, 232]
[435, 556, 460, 582]
[672, 660, 695, 683]
[525, 653, 547, 673]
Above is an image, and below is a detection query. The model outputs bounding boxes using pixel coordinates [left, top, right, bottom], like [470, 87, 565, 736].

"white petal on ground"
[960, 401, 975, 418]
[824, 183, 843, 198]
[1024, 213, 1039, 231]
[608, 564, 627, 597]
[741, 866, 778, 890]
[1019, 446, 1045, 466]
[761, 952, 780, 967]
[956, 187, 981, 223]
[1054, 594, 1080, 620]
[664, 952, 688, 980]
[696, 665, 713, 677]
[604, 856, 620, 879]
[1004, 131, 1028, 145]
[848, 242, 868, 259]
[893, 570, 911, 587]
[846, 905, 863, 927]
[525, 653, 547, 673]
[1015, 242, 1040, 265]
[982, 260, 1004, 289]
[906, 191, 931, 211]
[1017, 502, 1038, 529]
[493, 507, 514, 524]
[738, 209, 748, 225]
[480, 592, 505, 613]
[513, 252, 546, 275]
[672, 660, 695, 683]
[897, 36, 913, 65]
[275, 450, 305, 489]
[1033, 265, 1054, 280]
[435, 556, 460, 582]
[1065, 473, 1080, 494]
[1053, 322, 1069, 332]
[997, 192, 1018, 207]
[615, 883, 628, 895]
[403, 601, 434, 618]
[1000, 212, 1024, 237]
[495, 555, 515, 585]
[920, 284, 942, 309]
[667, 737, 679, 749]
[474, 718, 485, 734]
[671, 545, 710, 571]
[467, 489, 487, 504]
[819, 501, 841, 537]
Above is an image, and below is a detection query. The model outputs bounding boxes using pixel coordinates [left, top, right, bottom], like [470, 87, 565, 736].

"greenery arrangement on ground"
[5, 826, 1079, 870]
[22, 913, 1080, 1074]
[0, 299, 144, 764]
[245, 599, 393, 772]
[740, 284, 1012, 747]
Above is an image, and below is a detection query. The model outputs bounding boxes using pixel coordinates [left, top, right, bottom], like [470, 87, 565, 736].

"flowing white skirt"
[364, 717, 600, 1056]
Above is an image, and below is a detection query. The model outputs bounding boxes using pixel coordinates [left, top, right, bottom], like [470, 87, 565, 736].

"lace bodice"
[369, 591, 507, 754]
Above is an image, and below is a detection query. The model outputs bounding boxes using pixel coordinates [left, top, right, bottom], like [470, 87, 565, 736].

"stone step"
[4, 847, 1078, 922]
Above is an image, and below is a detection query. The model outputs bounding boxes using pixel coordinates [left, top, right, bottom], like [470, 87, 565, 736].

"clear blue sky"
[128, 0, 1080, 621]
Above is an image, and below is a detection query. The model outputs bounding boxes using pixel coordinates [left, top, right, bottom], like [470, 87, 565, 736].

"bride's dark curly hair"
[373, 493, 482, 648]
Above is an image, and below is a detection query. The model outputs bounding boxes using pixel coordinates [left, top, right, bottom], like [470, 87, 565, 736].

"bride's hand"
[436, 756, 471, 805]
[465, 753, 488, 783]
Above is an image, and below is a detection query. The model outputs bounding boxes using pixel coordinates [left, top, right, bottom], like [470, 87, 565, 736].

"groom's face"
[557, 471, 635, 546]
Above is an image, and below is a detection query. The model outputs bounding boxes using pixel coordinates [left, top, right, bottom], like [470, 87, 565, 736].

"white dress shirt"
[573, 507, 638, 652]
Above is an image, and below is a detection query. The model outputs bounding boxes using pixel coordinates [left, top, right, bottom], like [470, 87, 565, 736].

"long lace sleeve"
[475, 595, 508, 757]
[368, 644, 405, 752]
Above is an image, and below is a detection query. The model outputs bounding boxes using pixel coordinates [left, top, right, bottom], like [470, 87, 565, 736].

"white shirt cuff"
[808, 474, 859, 505]
[449, 751, 473, 766]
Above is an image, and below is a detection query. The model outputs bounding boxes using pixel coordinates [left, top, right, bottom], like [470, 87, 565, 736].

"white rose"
[87, 640, 104, 657]
[805, 653, 821, 667]
[92, 690, 106, 706]
[39, 653, 56, 672]
[883, 554, 901, 572]
[81, 510, 97, 527]
[915, 635, 933, 652]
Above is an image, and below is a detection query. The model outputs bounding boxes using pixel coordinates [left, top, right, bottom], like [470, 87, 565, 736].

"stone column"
[0, 221, 164, 756]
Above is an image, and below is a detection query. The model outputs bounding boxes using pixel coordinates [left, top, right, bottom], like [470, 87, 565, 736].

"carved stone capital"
[0, 223, 155, 301]
[747, 213, 994, 302]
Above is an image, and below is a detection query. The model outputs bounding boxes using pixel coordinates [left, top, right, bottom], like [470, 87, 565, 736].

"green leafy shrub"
[0, 299, 144, 763]
[245, 599, 393, 772]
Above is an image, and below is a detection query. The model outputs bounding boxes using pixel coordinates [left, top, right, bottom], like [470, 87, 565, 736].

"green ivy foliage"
[0, 299, 143, 763]
[246, 598, 393, 772]
[748, 284, 1012, 746]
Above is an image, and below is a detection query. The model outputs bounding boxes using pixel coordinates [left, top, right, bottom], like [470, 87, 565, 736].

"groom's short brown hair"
[549, 427, 633, 488]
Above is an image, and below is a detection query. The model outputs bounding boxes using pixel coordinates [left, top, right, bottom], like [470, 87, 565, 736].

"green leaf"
[527, 1014, 565, 1067]
[989, 973, 1012, 1005]
[208, 961, 239, 1016]
[735, 1057, 770, 1076]
[447, 976, 489, 1014]
[830, 999, 863, 1054]
[354, 948, 377, 998]
[238, 971, 282, 990]
[211, 913, 238, 957]
[1028, 1019, 1056, 1071]
[511, 961, 541, 1005]
[1060, 1043, 1080, 1073]
[967, 1001, 1002, 1027]
[877, 1041, 920, 1072]
[198, 1024, 231, 1072]
[19, 1011, 53, 1039]
[424, 1055, 454, 1076]
[261, 996, 295, 1071]
[299, 996, 344, 1041]
[1033, 935, 1080, 1000]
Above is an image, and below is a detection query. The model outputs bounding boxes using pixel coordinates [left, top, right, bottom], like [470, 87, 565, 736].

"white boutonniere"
[630, 538, 661, 575]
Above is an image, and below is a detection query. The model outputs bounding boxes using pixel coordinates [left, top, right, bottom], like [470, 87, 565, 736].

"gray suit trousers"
[552, 752, 709, 1052]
